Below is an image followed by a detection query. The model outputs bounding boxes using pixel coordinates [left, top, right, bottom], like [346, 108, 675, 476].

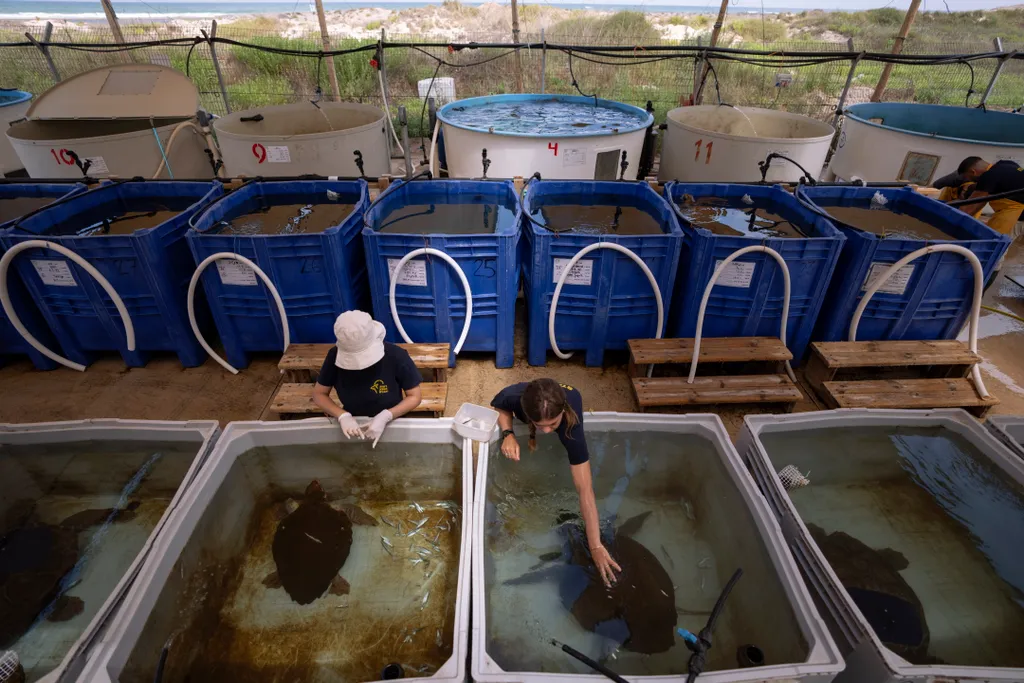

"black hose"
[947, 186, 1024, 206]
[361, 169, 433, 229]
[684, 568, 743, 683]
[759, 152, 816, 185]
[551, 639, 629, 683]
[8, 177, 137, 232]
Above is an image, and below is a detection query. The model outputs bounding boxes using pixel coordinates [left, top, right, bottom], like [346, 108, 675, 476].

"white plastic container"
[80, 418, 473, 683]
[5, 65, 215, 179]
[0, 418, 220, 683]
[213, 101, 391, 178]
[472, 412, 845, 683]
[829, 103, 1024, 185]
[452, 403, 498, 442]
[738, 408, 1024, 683]
[658, 105, 835, 183]
[0, 90, 32, 174]
[437, 94, 653, 180]
[418, 77, 456, 106]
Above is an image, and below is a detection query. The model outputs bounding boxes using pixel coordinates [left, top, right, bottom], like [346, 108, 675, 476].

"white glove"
[362, 409, 394, 448]
[337, 412, 362, 439]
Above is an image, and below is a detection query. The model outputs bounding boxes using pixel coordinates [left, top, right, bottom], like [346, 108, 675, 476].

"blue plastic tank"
[0, 182, 85, 370]
[1, 180, 222, 368]
[362, 179, 522, 368]
[523, 180, 682, 366]
[799, 186, 1011, 342]
[188, 179, 369, 370]
[664, 183, 845, 363]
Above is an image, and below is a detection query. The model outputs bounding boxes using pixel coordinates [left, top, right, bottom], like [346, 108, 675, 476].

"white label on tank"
[553, 258, 593, 286]
[216, 260, 258, 286]
[388, 258, 428, 287]
[713, 260, 756, 288]
[563, 149, 586, 167]
[85, 156, 108, 175]
[266, 146, 291, 163]
[32, 260, 76, 287]
[863, 262, 915, 295]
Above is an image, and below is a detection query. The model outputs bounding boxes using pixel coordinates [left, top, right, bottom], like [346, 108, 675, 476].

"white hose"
[152, 121, 204, 179]
[429, 118, 441, 178]
[378, 68, 405, 156]
[849, 244, 988, 398]
[0, 240, 135, 372]
[389, 248, 472, 355]
[689, 246, 796, 384]
[187, 252, 290, 374]
[548, 242, 664, 363]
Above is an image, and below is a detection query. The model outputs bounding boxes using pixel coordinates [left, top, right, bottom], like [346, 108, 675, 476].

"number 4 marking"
[693, 139, 713, 164]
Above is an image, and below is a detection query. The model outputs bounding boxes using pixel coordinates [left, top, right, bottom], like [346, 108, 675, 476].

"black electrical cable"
[417, 58, 444, 163]
[947, 186, 1024, 206]
[567, 49, 596, 99]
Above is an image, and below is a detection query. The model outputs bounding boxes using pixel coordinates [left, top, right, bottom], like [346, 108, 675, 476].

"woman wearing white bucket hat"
[313, 310, 423, 447]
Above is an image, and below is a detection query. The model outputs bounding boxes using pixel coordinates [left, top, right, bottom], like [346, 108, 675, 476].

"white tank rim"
[844, 102, 1024, 150]
[666, 105, 835, 145]
[213, 101, 387, 143]
[437, 93, 654, 139]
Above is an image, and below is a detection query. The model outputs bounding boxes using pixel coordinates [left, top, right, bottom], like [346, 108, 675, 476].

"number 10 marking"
[693, 139, 713, 164]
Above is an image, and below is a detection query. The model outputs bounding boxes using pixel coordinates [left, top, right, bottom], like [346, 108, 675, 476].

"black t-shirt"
[490, 382, 589, 465]
[974, 160, 1024, 197]
[316, 343, 421, 417]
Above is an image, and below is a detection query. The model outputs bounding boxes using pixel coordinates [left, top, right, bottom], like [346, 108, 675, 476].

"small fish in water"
[431, 530, 441, 544]
[304, 532, 323, 544]
[413, 546, 432, 557]
[436, 628, 443, 647]
[381, 536, 394, 556]
[380, 515, 397, 528]
[407, 527, 422, 539]
[697, 557, 711, 569]
[411, 558, 424, 566]
[684, 501, 695, 522]
[413, 518, 428, 531]
[421, 591, 430, 607]
[411, 502, 424, 513]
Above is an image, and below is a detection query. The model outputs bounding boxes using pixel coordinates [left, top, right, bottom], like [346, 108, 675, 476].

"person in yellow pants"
[940, 156, 1024, 235]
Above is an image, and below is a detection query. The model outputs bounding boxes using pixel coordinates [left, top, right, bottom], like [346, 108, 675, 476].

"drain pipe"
[849, 244, 988, 398]
[389, 248, 473, 355]
[689, 246, 795, 384]
[0, 240, 135, 372]
[548, 242, 664, 366]
[429, 119, 441, 178]
[187, 252, 289, 374]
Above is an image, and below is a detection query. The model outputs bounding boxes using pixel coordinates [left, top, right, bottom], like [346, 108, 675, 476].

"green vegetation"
[791, 7, 1024, 47]
[366, 20, 382, 31]
[727, 17, 788, 42]
[550, 10, 661, 43]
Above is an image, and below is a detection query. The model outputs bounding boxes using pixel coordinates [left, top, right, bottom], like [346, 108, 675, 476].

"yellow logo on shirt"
[559, 383, 574, 392]
[370, 379, 389, 394]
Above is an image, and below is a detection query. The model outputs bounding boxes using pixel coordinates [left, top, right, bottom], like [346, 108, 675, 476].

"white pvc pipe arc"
[689, 245, 796, 384]
[429, 119, 441, 179]
[548, 242, 665, 364]
[187, 252, 290, 375]
[0, 239, 136, 372]
[849, 244, 989, 399]
[389, 248, 473, 355]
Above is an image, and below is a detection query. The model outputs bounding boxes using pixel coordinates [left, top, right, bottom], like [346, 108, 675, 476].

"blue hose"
[152, 127, 174, 179]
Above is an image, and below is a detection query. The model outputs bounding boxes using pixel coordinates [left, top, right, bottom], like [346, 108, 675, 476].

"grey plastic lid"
[26, 64, 199, 121]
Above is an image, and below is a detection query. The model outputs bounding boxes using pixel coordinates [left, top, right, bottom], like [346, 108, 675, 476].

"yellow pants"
[938, 184, 1022, 235]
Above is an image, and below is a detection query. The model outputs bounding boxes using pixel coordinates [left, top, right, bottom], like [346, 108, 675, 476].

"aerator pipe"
[849, 244, 988, 398]
[429, 119, 442, 178]
[187, 252, 289, 374]
[689, 246, 795, 384]
[548, 241, 664, 363]
[389, 247, 472, 355]
[0, 239, 135, 371]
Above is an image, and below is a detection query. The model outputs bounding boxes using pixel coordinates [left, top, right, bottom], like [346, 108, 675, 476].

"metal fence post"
[209, 20, 231, 114]
[540, 28, 546, 94]
[980, 38, 1012, 107]
[690, 36, 703, 105]
[832, 39, 859, 130]
[26, 22, 60, 83]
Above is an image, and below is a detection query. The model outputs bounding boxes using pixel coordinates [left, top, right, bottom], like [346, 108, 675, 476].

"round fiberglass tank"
[0, 90, 32, 174]
[658, 105, 834, 183]
[830, 103, 1024, 185]
[214, 101, 390, 177]
[5, 64, 213, 179]
[437, 94, 654, 180]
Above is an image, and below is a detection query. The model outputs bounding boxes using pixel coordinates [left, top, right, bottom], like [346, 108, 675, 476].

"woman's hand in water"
[591, 544, 622, 588]
[337, 413, 362, 439]
[501, 434, 520, 461]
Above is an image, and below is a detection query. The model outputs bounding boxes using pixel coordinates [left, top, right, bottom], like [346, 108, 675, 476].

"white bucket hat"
[333, 310, 386, 370]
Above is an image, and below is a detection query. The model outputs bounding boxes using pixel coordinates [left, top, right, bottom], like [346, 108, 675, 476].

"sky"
[721, 0, 1019, 7]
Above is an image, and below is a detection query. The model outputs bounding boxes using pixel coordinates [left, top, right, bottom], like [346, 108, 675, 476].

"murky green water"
[0, 439, 203, 682]
[375, 202, 515, 234]
[760, 425, 1024, 667]
[673, 197, 806, 238]
[484, 430, 808, 675]
[0, 197, 58, 225]
[822, 206, 956, 241]
[213, 203, 357, 235]
[529, 204, 665, 235]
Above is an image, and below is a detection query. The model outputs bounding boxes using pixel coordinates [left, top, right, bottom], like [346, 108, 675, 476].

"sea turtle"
[0, 498, 141, 647]
[807, 524, 933, 664]
[263, 480, 376, 605]
[505, 510, 677, 655]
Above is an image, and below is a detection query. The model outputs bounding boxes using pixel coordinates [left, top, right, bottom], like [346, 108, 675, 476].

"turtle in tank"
[263, 480, 377, 605]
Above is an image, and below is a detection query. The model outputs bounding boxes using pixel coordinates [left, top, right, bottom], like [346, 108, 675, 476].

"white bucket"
[418, 77, 456, 105]
[0, 90, 32, 174]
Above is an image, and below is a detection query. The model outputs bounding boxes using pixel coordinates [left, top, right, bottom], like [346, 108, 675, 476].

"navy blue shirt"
[317, 343, 421, 417]
[491, 382, 589, 465]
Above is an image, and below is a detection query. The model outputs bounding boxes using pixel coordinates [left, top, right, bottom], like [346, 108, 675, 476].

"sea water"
[673, 197, 806, 238]
[822, 206, 956, 241]
[214, 203, 357, 236]
[529, 199, 665, 235]
[0, 197, 60, 225]
[121, 442, 464, 683]
[484, 430, 809, 675]
[0, 439, 204, 682]
[760, 425, 1024, 668]
[442, 99, 650, 137]
[375, 202, 516, 234]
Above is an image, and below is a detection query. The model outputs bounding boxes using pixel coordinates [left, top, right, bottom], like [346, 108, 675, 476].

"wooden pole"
[209, 21, 231, 114]
[694, 0, 728, 105]
[100, 0, 133, 63]
[511, 0, 524, 92]
[313, 0, 341, 101]
[871, 0, 922, 102]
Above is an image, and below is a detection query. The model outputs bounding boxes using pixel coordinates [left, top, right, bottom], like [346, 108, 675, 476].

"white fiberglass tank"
[5, 64, 215, 179]
[437, 94, 654, 180]
[0, 90, 32, 174]
[214, 101, 390, 178]
[658, 105, 835, 183]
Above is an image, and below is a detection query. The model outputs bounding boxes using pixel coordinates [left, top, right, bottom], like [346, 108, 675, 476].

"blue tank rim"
[844, 102, 1024, 149]
[437, 94, 654, 139]
[0, 89, 32, 108]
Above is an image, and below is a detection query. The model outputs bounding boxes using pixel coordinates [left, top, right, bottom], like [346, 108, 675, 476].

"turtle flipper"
[263, 572, 282, 589]
[47, 595, 84, 622]
[330, 575, 351, 596]
[616, 511, 653, 539]
[338, 504, 377, 526]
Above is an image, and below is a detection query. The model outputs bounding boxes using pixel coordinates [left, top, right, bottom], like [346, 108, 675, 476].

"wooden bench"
[270, 382, 448, 419]
[278, 342, 450, 383]
[627, 336, 801, 411]
[822, 378, 998, 417]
